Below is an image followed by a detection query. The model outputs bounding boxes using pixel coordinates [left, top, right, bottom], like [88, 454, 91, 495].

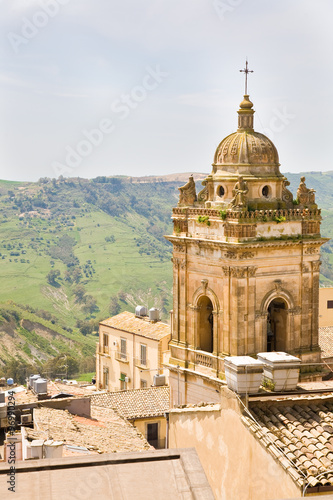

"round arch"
[260, 286, 295, 353]
[192, 283, 220, 314]
[191, 282, 220, 354]
[260, 287, 295, 316]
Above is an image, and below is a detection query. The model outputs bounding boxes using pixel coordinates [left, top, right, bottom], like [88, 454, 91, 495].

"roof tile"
[243, 397, 333, 488]
[92, 386, 170, 419]
[99, 311, 171, 341]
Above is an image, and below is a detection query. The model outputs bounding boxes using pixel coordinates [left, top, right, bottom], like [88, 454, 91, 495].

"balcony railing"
[102, 346, 111, 356]
[195, 352, 213, 368]
[115, 351, 129, 363]
[134, 358, 150, 370]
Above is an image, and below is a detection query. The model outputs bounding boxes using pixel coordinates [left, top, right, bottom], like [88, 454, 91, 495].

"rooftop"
[0, 448, 214, 500]
[32, 406, 150, 454]
[243, 395, 333, 490]
[100, 311, 171, 341]
[92, 386, 170, 420]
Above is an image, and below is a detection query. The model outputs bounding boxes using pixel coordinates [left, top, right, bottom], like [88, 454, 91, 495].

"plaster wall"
[319, 288, 333, 327]
[169, 370, 221, 407]
[168, 396, 301, 500]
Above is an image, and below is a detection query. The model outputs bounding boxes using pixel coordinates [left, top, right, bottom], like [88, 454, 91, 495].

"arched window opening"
[198, 296, 214, 353]
[267, 299, 287, 352]
[218, 185, 225, 197]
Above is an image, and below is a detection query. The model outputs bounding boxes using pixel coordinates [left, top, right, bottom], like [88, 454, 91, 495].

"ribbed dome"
[214, 130, 279, 165]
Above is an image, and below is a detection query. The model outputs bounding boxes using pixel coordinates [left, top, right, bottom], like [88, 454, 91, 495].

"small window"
[327, 301, 333, 309]
[140, 344, 147, 366]
[103, 334, 108, 347]
[217, 185, 225, 197]
[262, 185, 269, 198]
[120, 338, 127, 359]
[103, 367, 109, 388]
[140, 379, 147, 388]
[120, 373, 127, 390]
[147, 422, 159, 448]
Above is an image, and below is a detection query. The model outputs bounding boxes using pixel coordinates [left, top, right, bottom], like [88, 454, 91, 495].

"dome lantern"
[237, 94, 254, 131]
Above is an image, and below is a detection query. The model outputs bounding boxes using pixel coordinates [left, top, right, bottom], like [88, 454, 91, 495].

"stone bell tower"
[166, 92, 327, 405]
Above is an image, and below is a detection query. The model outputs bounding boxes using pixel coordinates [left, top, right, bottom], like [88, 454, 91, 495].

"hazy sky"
[0, 0, 332, 181]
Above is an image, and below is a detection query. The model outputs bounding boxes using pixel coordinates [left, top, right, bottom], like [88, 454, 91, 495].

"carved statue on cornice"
[282, 179, 293, 207]
[297, 176, 316, 206]
[178, 175, 197, 206]
[197, 179, 208, 203]
[230, 176, 248, 210]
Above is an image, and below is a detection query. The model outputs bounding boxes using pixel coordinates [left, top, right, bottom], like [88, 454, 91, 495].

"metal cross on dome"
[240, 59, 254, 95]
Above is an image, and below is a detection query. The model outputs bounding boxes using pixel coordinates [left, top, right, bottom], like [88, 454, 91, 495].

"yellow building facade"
[96, 311, 170, 391]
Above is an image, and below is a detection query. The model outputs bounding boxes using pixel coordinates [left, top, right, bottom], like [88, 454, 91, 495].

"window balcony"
[115, 351, 129, 363]
[134, 358, 150, 370]
[101, 346, 111, 356]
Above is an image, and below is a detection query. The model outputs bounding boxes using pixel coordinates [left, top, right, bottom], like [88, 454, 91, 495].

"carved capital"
[312, 260, 321, 272]
[230, 266, 247, 278]
[222, 266, 230, 276]
[248, 266, 257, 277]
[173, 257, 186, 269]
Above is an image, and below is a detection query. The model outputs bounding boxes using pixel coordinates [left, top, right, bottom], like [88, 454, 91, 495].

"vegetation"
[197, 215, 210, 226]
[219, 210, 227, 221]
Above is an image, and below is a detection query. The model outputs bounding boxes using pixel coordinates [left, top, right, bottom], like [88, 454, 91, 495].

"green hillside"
[0, 176, 177, 332]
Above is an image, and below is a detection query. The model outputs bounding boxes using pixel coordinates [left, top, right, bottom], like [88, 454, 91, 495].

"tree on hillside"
[47, 269, 61, 287]
[42, 355, 79, 379]
[82, 295, 98, 315]
[2, 359, 37, 385]
[109, 297, 121, 316]
[73, 284, 86, 302]
[76, 319, 99, 336]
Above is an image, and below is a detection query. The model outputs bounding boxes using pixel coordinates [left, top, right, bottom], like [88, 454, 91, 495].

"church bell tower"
[166, 73, 327, 404]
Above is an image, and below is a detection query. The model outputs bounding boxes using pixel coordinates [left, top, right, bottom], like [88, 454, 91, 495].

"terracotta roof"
[100, 311, 171, 341]
[319, 327, 333, 358]
[33, 406, 151, 453]
[242, 396, 333, 489]
[92, 386, 170, 419]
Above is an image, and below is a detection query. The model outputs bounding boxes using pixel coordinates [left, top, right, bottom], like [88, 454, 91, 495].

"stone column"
[247, 266, 257, 355]
[311, 260, 321, 348]
[222, 266, 231, 355]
